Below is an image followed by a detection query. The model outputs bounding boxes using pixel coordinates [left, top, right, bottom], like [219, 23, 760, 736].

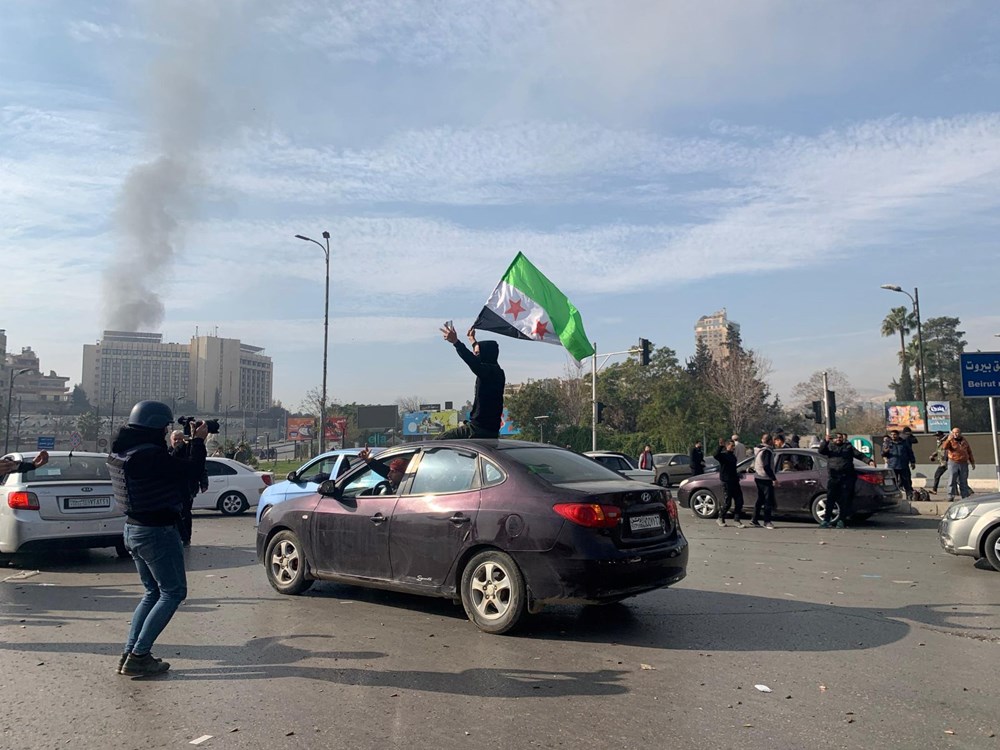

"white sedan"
[583, 451, 656, 483]
[194, 458, 274, 516]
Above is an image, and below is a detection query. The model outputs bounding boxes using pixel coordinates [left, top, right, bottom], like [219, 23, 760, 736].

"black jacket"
[713, 446, 740, 483]
[690, 446, 705, 474]
[109, 426, 207, 525]
[818, 439, 868, 474]
[454, 340, 505, 433]
[170, 441, 209, 497]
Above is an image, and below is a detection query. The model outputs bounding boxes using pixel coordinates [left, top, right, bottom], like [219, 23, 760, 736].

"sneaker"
[818, 521, 831, 529]
[748, 521, 761, 528]
[118, 651, 164, 674]
[835, 520, 845, 529]
[734, 520, 745, 528]
[121, 652, 170, 677]
[716, 518, 726, 527]
[764, 522, 775, 529]
[947, 496, 956, 503]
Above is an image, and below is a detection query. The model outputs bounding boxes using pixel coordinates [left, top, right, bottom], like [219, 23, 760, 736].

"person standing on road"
[168, 430, 208, 547]
[750, 433, 776, 529]
[713, 439, 744, 528]
[638, 445, 654, 471]
[883, 429, 917, 501]
[437, 323, 505, 440]
[689, 440, 705, 476]
[731, 434, 747, 462]
[941, 427, 976, 501]
[108, 401, 208, 677]
[927, 431, 949, 495]
[818, 432, 874, 528]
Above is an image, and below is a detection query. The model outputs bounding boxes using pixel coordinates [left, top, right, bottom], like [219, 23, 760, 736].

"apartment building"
[694, 308, 741, 360]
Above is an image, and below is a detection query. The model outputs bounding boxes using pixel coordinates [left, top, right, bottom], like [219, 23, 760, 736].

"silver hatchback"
[938, 493, 1000, 572]
[0, 451, 127, 563]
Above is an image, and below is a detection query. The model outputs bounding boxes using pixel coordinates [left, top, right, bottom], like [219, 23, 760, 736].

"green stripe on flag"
[502, 252, 595, 360]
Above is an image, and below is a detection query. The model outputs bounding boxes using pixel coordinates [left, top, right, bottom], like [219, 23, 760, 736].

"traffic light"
[810, 401, 822, 423]
[596, 401, 606, 423]
[825, 390, 837, 430]
[638, 338, 651, 366]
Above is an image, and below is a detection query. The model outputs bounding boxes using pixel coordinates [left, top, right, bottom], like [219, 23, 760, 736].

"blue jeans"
[948, 461, 971, 498]
[123, 523, 187, 655]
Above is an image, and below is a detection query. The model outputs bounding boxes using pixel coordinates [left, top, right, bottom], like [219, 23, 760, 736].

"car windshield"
[504, 447, 626, 484]
[17, 456, 111, 482]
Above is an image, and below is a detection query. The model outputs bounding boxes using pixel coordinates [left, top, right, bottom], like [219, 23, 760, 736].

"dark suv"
[674, 448, 902, 524]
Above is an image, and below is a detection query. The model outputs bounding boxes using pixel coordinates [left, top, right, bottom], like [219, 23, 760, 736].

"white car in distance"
[195, 457, 273, 516]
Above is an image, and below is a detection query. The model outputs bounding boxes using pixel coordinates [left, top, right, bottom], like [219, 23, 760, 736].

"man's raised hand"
[440, 321, 458, 344]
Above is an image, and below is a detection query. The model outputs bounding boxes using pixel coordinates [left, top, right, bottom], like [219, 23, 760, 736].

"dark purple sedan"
[256, 440, 688, 634]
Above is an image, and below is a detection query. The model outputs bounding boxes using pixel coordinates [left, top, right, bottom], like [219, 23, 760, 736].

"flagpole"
[592, 342, 598, 451]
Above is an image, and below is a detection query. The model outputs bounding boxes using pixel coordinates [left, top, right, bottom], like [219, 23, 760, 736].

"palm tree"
[882, 306, 917, 401]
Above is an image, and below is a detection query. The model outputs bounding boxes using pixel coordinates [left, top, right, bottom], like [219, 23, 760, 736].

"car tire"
[983, 526, 1000, 572]
[811, 494, 840, 525]
[656, 473, 671, 487]
[218, 491, 249, 516]
[460, 549, 527, 635]
[115, 539, 131, 559]
[265, 530, 314, 595]
[689, 489, 719, 519]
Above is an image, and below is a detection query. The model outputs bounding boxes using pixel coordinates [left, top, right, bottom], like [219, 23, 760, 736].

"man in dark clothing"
[883, 429, 916, 501]
[928, 431, 949, 494]
[713, 438, 744, 528]
[168, 430, 208, 547]
[750, 433, 777, 528]
[817, 432, 874, 528]
[438, 323, 505, 439]
[689, 441, 705, 475]
[108, 401, 208, 677]
[358, 447, 409, 493]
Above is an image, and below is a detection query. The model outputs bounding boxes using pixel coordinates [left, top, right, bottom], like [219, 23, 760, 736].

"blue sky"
[3, 0, 1000, 412]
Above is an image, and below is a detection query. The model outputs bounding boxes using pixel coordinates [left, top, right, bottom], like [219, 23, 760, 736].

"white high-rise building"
[694, 308, 740, 360]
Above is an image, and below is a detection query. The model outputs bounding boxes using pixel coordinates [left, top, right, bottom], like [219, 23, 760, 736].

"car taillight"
[858, 473, 883, 485]
[261, 474, 273, 486]
[8, 492, 39, 510]
[665, 498, 678, 521]
[553, 503, 622, 528]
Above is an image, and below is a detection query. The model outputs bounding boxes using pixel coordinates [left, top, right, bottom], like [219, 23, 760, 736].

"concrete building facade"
[694, 308, 741, 360]
[82, 331, 273, 414]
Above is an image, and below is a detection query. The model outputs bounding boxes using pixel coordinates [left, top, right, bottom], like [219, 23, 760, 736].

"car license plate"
[64, 496, 112, 509]
[884, 476, 896, 487]
[629, 514, 661, 532]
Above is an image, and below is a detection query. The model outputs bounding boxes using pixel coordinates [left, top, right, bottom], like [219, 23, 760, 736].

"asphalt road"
[1, 511, 997, 750]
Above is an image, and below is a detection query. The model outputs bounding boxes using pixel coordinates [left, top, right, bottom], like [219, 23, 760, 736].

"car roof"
[4, 450, 107, 460]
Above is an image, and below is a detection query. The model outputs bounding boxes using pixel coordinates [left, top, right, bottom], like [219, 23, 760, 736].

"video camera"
[177, 416, 220, 437]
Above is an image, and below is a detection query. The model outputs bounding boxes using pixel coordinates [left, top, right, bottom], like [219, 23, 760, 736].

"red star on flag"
[505, 298, 526, 321]
[533, 319, 550, 339]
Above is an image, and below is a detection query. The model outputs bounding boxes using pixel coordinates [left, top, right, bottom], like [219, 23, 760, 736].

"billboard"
[403, 409, 459, 436]
[324, 417, 348, 442]
[926, 401, 952, 433]
[287, 417, 315, 441]
[885, 401, 925, 433]
[357, 405, 399, 429]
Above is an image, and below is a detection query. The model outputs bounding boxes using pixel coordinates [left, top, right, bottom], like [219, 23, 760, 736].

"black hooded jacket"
[108, 426, 207, 525]
[453, 340, 505, 433]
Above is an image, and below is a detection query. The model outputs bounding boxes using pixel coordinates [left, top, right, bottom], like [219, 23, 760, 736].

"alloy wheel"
[468, 560, 513, 621]
[270, 539, 301, 586]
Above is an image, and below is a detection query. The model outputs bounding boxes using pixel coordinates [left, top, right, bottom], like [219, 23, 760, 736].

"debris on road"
[754, 685, 772, 693]
[189, 736, 212, 746]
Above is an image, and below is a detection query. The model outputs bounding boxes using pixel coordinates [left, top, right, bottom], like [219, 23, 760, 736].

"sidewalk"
[894, 477, 997, 517]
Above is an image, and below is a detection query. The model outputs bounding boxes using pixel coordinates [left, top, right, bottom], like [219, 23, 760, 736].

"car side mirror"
[318, 479, 341, 499]
[286, 471, 298, 482]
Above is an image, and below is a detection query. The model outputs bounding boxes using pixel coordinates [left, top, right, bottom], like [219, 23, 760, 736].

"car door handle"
[804, 480, 817, 485]
[370, 512, 387, 525]
[449, 513, 470, 526]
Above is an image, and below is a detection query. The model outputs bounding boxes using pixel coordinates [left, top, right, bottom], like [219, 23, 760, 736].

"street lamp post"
[880, 284, 927, 422]
[295, 231, 331, 454]
[106, 387, 119, 451]
[534, 415, 550, 444]
[4, 368, 31, 453]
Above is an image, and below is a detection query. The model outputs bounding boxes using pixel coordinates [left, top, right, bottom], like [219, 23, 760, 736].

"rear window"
[504, 447, 625, 484]
[18, 457, 111, 483]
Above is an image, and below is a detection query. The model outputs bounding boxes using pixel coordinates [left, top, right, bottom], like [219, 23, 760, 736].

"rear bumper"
[0, 512, 125, 554]
[854, 490, 902, 514]
[513, 529, 689, 605]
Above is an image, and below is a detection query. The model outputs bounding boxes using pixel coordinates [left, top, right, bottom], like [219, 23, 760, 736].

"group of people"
[105, 320, 506, 677]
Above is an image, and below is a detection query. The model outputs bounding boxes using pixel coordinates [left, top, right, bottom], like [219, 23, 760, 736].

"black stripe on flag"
[472, 306, 533, 340]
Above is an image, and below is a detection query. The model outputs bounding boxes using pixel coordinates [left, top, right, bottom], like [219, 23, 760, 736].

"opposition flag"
[472, 252, 595, 361]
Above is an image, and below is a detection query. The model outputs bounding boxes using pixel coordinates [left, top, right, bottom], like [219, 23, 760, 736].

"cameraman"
[169, 430, 209, 547]
[107, 401, 208, 677]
